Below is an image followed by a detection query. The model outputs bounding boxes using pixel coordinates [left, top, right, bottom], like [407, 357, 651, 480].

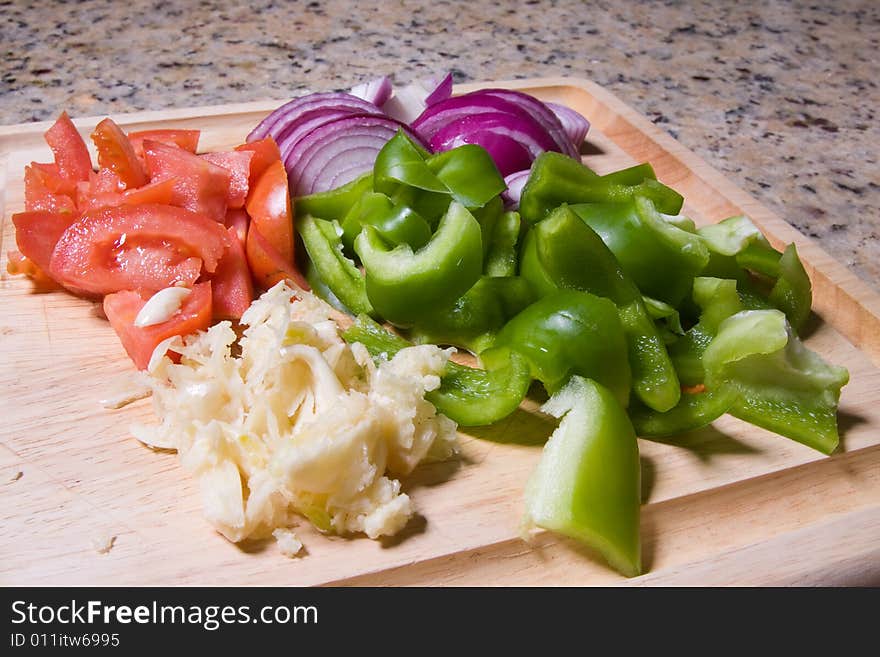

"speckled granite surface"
[2, 0, 878, 291]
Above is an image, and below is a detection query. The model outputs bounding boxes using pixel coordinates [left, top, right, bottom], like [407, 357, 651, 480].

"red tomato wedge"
[91, 118, 148, 189]
[211, 226, 254, 321]
[77, 176, 178, 213]
[224, 208, 249, 245]
[49, 204, 230, 296]
[128, 129, 200, 160]
[201, 150, 254, 209]
[143, 140, 230, 222]
[236, 137, 281, 190]
[246, 223, 309, 291]
[246, 159, 294, 264]
[44, 112, 93, 183]
[12, 211, 80, 274]
[104, 282, 212, 370]
[24, 165, 77, 213]
[29, 162, 77, 196]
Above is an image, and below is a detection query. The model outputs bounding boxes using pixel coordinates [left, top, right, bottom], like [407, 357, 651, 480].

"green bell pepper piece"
[426, 145, 507, 209]
[600, 162, 657, 186]
[494, 290, 631, 405]
[629, 385, 740, 438]
[355, 200, 484, 327]
[703, 309, 849, 454]
[523, 375, 642, 577]
[342, 315, 531, 426]
[340, 191, 432, 253]
[294, 172, 373, 222]
[523, 206, 681, 412]
[485, 210, 521, 277]
[471, 195, 504, 261]
[768, 244, 812, 334]
[668, 276, 743, 386]
[372, 130, 445, 196]
[304, 258, 351, 315]
[297, 214, 374, 317]
[519, 152, 684, 224]
[409, 276, 536, 354]
[571, 196, 709, 307]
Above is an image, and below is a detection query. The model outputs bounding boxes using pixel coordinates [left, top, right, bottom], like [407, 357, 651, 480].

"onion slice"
[424, 72, 453, 107]
[382, 73, 455, 124]
[546, 102, 590, 149]
[502, 169, 531, 209]
[248, 92, 383, 143]
[479, 89, 579, 158]
[350, 76, 393, 107]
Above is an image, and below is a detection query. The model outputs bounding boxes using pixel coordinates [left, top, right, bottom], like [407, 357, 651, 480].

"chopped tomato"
[246, 223, 309, 291]
[77, 176, 178, 212]
[104, 282, 212, 370]
[29, 162, 77, 196]
[201, 150, 254, 209]
[211, 226, 254, 321]
[44, 111, 93, 183]
[246, 159, 294, 264]
[91, 118, 148, 189]
[6, 250, 59, 287]
[143, 140, 230, 222]
[128, 129, 200, 160]
[12, 211, 80, 275]
[49, 204, 230, 296]
[224, 208, 249, 245]
[24, 165, 77, 213]
[235, 137, 281, 190]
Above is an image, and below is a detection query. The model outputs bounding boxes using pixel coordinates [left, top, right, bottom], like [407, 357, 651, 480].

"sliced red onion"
[429, 114, 553, 176]
[479, 90, 579, 158]
[502, 169, 531, 209]
[545, 102, 590, 149]
[350, 76, 394, 107]
[247, 92, 382, 142]
[285, 114, 422, 197]
[275, 107, 370, 163]
[413, 93, 549, 142]
[424, 72, 453, 107]
[381, 73, 454, 125]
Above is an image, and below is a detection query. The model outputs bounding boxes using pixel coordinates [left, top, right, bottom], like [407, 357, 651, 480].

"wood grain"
[1, 78, 878, 586]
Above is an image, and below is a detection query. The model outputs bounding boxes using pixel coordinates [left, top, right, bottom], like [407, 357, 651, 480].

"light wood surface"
[1, 78, 878, 586]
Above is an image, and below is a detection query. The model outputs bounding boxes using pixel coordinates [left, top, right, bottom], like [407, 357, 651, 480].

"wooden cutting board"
[1, 78, 879, 586]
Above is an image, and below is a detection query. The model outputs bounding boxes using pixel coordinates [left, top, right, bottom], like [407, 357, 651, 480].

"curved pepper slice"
[340, 191, 432, 253]
[409, 276, 536, 354]
[523, 375, 642, 578]
[355, 200, 483, 327]
[485, 210, 521, 277]
[704, 309, 849, 454]
[519, 152, 684, 224]
[629, 386, 740, 438]
[297, 214, 374, 316]
[523, 206, 680, 412]
[294, 172, 373, 222]
[571, 196, 709, 307]
[494, 290, 631, 405]
[342, 314, 531, 426]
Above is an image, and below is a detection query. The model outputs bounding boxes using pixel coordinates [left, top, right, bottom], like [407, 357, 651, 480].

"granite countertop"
[3, 0, 877, 292]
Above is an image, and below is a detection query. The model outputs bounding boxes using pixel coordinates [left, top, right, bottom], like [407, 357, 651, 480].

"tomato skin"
[12, 211, 79, 275]
[211, 226, 254, 321]
[24, 165, 77, 213]
[104, 282, 212, 370]
[44, 111, 93, 183]
[77, 176, 178, 212]
[49, 203, 230, 296]
[201, 150, 254, 209]
[246, 159, 294, 264]
[91, 118, 148, 189]
[235, 137, 281, 190]
[128, 129, 200, 160]
[246, 222, 309, 291]
[143, 140, 230, 222]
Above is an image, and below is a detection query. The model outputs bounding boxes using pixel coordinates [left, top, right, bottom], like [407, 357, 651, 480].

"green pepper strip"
[494, 290, 631, 406]
[571, 196, 709, 307]
[629, 386, 740, 438]
[519, 152, 684, 224]
[599, 162, 657, 186]
[355, 200, 483, 327]
[523, 206, 681, 412]
[485, 210, 521, 277]
[342, 315, 531, 427]
[524, 375, 641, 577]
[409, 276, 536, 355]
[294, 172, 373, 222]
[340, 192, 432, 253]
[704, 309, 849, 454]
[768, 244, 812, 334]
[297, 214, 374, 317]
